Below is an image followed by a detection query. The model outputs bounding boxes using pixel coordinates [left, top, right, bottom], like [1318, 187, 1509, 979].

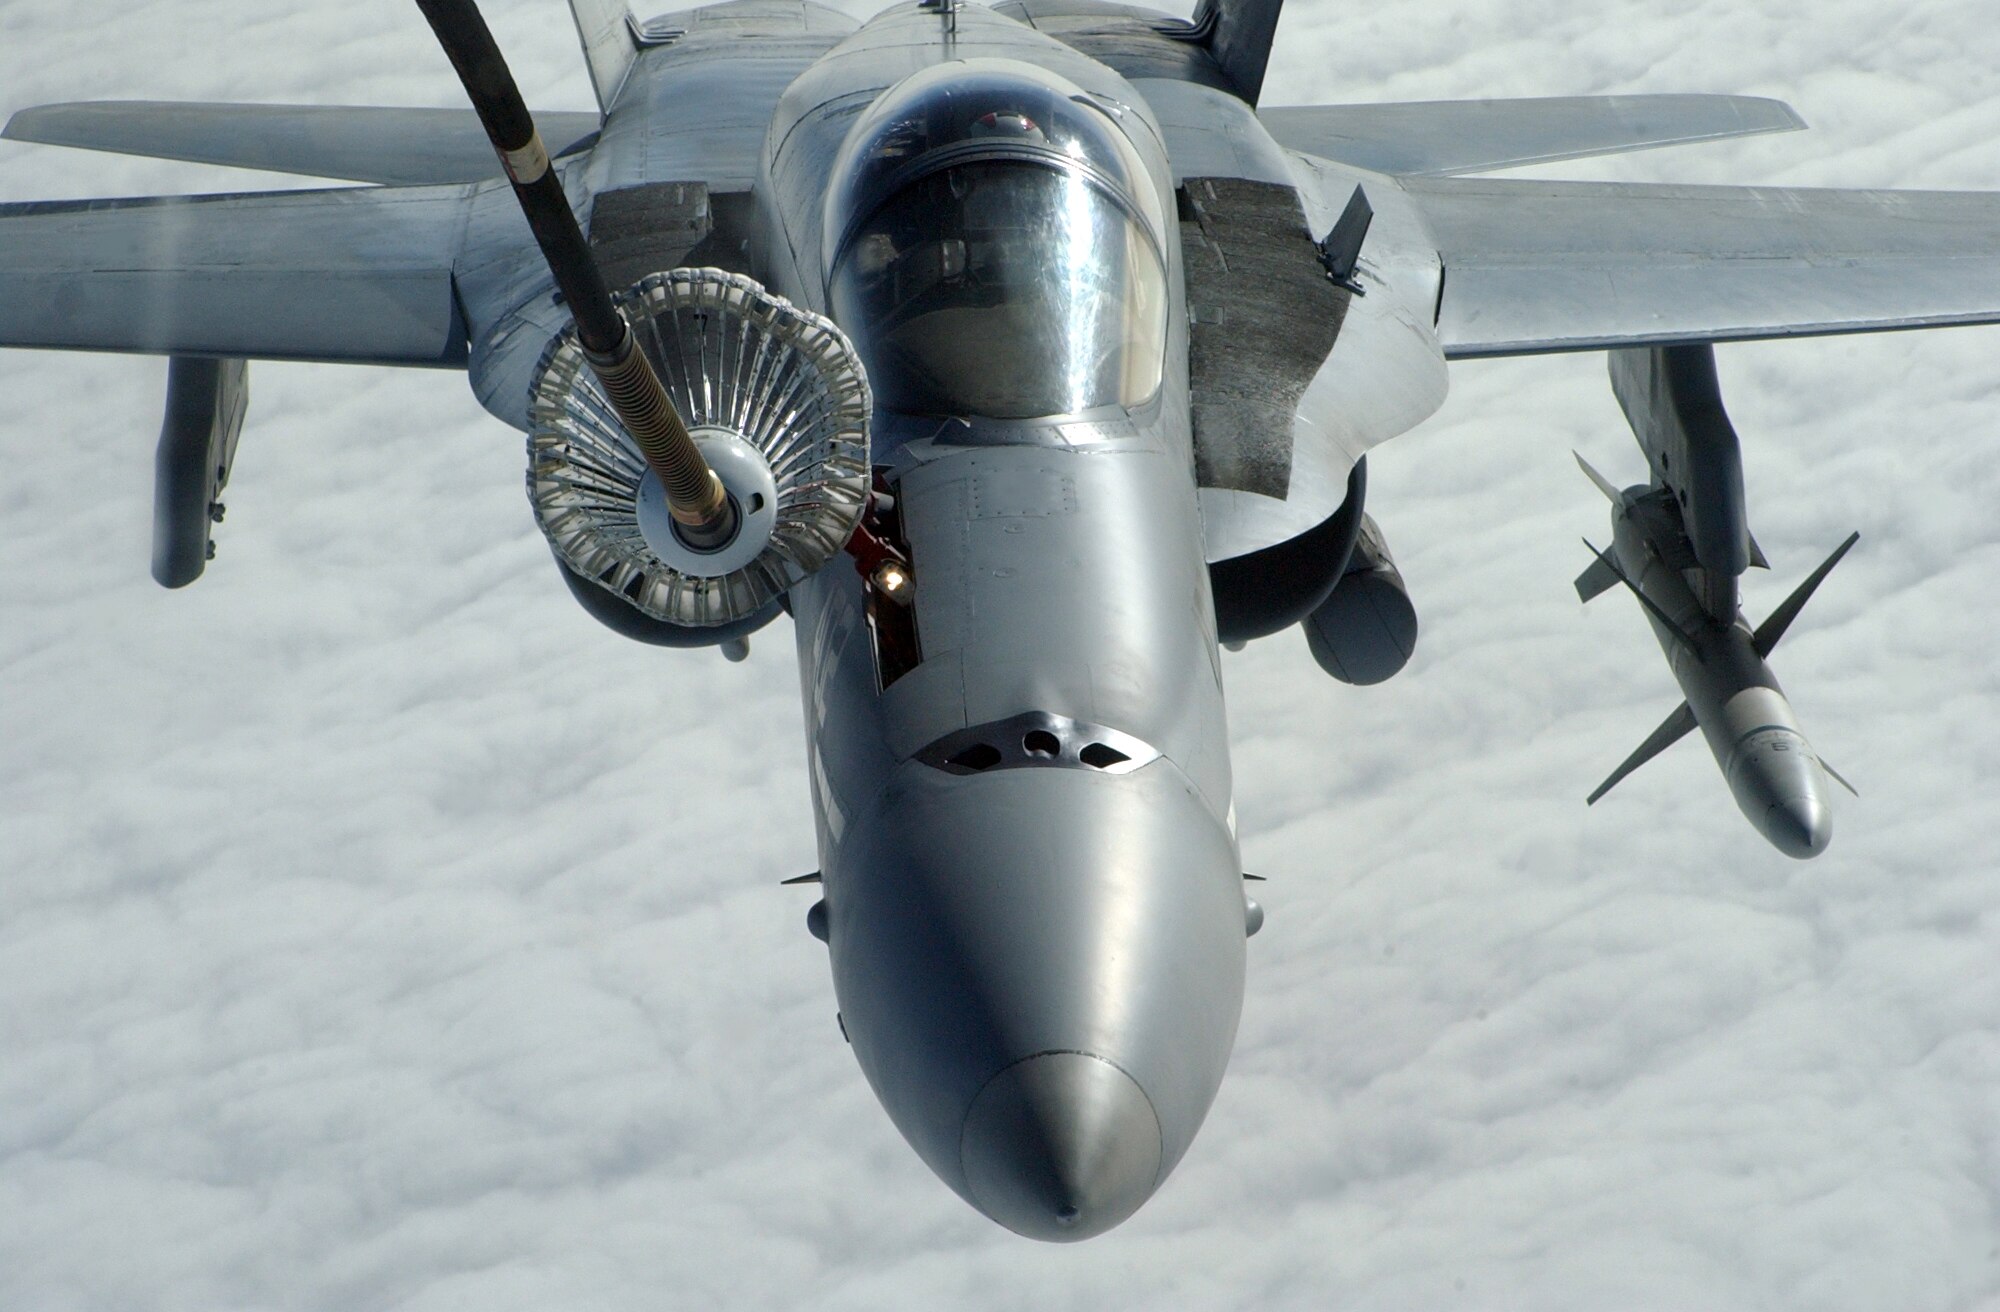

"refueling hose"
[413, 0, 736, 546]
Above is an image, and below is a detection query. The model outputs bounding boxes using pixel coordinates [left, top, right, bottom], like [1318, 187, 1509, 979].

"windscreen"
[829, 159, 1167, 419]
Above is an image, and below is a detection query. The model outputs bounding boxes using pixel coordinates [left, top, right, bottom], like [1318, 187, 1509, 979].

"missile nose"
[959, 1052, 1163, 1242]
[1765, 791, 1832, 859]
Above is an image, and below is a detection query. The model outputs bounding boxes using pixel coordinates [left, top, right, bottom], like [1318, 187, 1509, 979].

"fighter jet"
[6, 0, 2000, 1241]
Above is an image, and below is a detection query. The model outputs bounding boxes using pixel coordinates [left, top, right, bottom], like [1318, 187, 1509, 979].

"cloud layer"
[1, 2, 1995, 1308]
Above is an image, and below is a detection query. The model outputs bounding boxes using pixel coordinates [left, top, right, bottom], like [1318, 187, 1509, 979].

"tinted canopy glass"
[825, 62, 1168, 419]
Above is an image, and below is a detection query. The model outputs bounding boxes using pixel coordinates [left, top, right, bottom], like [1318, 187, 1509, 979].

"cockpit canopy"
[825, 61, 1169, 420]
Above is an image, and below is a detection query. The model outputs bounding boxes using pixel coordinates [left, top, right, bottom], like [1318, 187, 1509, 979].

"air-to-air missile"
[1577, 344, 1858, 858]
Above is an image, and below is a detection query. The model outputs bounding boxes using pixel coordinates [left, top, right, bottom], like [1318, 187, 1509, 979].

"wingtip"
[1737, 96, 1809, 134]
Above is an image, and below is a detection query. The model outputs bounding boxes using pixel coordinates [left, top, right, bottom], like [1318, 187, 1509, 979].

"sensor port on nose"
[916, 713, 1159, 777]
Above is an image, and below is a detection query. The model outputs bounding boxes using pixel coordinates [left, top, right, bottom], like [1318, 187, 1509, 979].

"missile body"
[1598, 495, 1836, 858]
[1583, 345, 1855, 857]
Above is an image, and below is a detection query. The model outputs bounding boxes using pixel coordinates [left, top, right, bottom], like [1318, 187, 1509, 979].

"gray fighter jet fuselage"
[455, 2, 1282, 1239]
[11, 0, 2000, 1244]
[770, 10, 1244, 1239]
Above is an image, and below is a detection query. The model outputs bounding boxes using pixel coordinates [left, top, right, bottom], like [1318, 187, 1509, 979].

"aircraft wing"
[1259, 95, 1804, 177]
[0, 184, 473, 366]
[3, 102, 601, 187]
[1403, 176, 2000, 358]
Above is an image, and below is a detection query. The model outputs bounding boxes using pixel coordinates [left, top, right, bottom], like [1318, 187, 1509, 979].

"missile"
[1576, 454, 1857, 858]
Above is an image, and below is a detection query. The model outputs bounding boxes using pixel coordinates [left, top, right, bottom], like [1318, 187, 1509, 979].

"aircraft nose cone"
[960, 1052, 1163, 1242]
[1765, 791, 1832, 859]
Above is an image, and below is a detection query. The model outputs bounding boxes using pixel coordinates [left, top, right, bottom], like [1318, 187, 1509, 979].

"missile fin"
[1582, 538, 1703, 658]
[1747, 529, 1771, 570]
[1575, 552, 1622, 602]
[1820, 758, 1860, 797]
[1573, 451, 1625, 505]
[1587, 700, 1698, 804]
[1752, 531, 1859, 658]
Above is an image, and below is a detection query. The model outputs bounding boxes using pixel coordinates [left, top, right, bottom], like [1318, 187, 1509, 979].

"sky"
[0, 1, 1995, 1309]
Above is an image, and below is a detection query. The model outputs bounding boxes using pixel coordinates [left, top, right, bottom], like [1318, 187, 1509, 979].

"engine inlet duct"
[529, 269, 872, 626]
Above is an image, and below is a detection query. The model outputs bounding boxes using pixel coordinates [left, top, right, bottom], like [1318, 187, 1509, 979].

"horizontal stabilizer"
[1402, 177, 2000, 357]
[1752, 531, 1859, 658]
[1262, 94, 1803, 177]
[1588, 700, 1697, 804]
[4, 102, 600, 185]
[0, 185, 472, 365]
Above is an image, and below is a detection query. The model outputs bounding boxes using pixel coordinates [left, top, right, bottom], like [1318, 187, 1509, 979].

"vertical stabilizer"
[570, 0, 638, 115]
[1189, 0, 1285, 105]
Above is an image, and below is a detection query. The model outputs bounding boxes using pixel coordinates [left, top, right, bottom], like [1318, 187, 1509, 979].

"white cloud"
[1, 1, 1995, 1308]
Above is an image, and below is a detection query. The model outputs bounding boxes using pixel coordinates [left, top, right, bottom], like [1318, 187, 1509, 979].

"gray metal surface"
[992, 0, 1235, 94]
[770, 23, 1240, 1221]
[2, 102, 601, 186]
[1197, 144, 1448, 561]
[1180, 175, 1347, 498]
[914, 711, 1161, 777]
[876, 438, 1228, 811]
[0, 185, 472, 365]
[1134, 77, 1450, 561]
[995, 0, 1284, 104]
[1302, 514, 1417, 685]
[1402, 176, 2000, 357]
[568, 0, 640, 113]
[960, 1051, 1163, 1241]
[786, 414, 1243, 1237]
[151, 356, 247, 588]
[1261, 95, 1803, 177]
[1609, 345, 1752, 620]
[825, 760, 1242, 1240]
[1603, 504, 1836, 858]
[585, 0, 857, 196]
[1188, 0, 1285, 105]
